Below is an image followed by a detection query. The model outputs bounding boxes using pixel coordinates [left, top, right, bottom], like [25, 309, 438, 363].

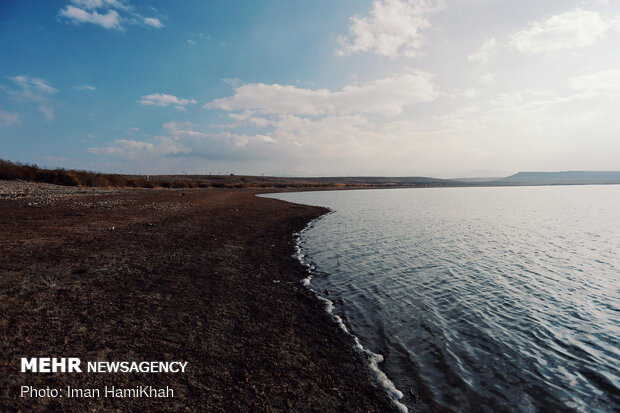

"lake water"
[264, 186, 620, 413]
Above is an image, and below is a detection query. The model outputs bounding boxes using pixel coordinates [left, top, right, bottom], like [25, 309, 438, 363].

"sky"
[1, 0, 620, 178]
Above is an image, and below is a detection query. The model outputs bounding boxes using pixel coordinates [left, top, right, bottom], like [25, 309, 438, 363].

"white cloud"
[569, 69, 620, 97]
[144, 17, 164, 28]
[89, 139, 157, 156]
[196, 73, 447, 172]
[73, 84, 96, 91]
[164, 122, 275, 153]
[38, 105, 55, 121]
[186, 33, 211, 46]
[139, 93, 197, 108]
[248, 117, 272, 127]
[338, 0, 445, 58]
[267, 114, 374, 148]
[163, 121, 274, 151]
[479, 73, 498, 85]
[431, 83, 620, 174]
[462, 89, 480, 99]
[222, 78, 242, 88]
[6, 75, 58, 121]
[116, 139, 154, 151]
[69, 0, 128, 10]
[88, 121, 276, 162]
[191, 72, 447, 172]
[0, 109, 20, 127]
[469, 9, 618, 63]
[196, 65, 620, 175]
[58, 1, 164, 30]
[59, 6, 121, 30]
[227, 111, 254, 121]
[205, 71, 439, 117]
[509, 9, 613, 53]
[78, 3, 620, 175]
[86, 74, 620, 176]
[87, 146, 122, 155]
[467, 38, 497, 62]
[192, 33, 211, 39]
[9, 75, 57, 94]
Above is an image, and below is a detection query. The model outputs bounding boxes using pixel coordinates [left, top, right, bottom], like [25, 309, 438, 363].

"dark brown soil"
[0, 185, 395, 412]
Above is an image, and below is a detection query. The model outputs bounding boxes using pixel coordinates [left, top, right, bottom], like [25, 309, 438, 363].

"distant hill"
[451, 177, 504, 183]
[298, 176, 462, 186]
[497, 171, 620, 185]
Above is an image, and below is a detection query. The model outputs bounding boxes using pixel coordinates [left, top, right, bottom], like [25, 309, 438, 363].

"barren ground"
[0, 182, 394, 412]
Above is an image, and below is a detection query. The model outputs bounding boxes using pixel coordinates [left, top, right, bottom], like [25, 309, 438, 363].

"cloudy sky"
[1, 0, 619, 177]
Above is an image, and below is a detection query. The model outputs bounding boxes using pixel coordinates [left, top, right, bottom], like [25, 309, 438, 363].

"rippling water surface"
[266, 186, 620, 412]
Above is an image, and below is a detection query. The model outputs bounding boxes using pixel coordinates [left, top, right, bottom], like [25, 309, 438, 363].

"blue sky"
[1, 0, 619, 177]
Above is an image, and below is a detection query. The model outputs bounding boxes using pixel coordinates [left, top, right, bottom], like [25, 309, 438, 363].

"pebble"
[0, 180, 118, 207]
[0, 180, 191, 212]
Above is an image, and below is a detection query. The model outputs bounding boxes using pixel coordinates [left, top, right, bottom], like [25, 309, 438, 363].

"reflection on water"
[266, 186, 620, 413]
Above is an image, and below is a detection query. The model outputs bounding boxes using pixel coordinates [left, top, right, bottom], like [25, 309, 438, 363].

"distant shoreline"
[4, 159, 620, 190]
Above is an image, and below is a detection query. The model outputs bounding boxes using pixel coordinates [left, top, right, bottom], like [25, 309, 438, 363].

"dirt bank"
[0, 182, 394, 412]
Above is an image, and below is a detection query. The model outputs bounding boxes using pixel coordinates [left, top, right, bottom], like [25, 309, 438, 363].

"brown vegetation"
[0, 160, 337, 190]
[0, 159, 152, 188]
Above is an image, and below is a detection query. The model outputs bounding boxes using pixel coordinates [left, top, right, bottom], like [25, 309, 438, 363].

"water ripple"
[266, 186, 620, 412]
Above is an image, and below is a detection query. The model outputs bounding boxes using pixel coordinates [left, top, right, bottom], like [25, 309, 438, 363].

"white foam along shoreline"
[293, 218, 409, 413]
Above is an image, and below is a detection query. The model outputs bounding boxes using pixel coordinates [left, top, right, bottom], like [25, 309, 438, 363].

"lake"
[265, 186, 620, 412]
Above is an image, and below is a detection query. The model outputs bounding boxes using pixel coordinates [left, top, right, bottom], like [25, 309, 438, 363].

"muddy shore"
[0, 181, 395, 412]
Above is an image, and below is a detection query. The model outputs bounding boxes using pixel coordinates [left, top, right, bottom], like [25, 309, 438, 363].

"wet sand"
[0, 182, 394, 412]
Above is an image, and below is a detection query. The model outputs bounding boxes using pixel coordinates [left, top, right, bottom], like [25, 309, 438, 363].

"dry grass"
[1, 159, 457, 190]
[0, 159, 149, 188]
[0, 160, 336, 189]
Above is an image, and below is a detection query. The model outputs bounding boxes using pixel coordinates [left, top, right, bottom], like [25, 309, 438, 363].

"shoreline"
[0, 181, 395, 412]
[288, 218, 409, 413]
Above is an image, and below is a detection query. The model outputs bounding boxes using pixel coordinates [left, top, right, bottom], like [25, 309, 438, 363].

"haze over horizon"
[2, 0, 620, 178]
